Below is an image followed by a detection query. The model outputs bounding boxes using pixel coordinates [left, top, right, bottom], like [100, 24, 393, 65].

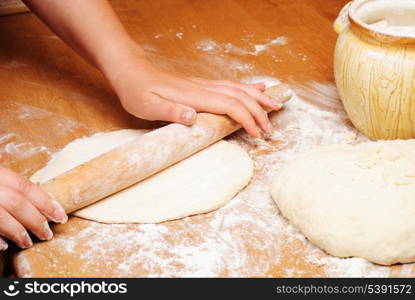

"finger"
[199, 79, 282, 110]
[0, 206, 32, 249]
[164, 88, 261, 137]
[128, 93, 197, 126]
[0, 236, 8, 251]
[225, 83, 282, 109]
[251, 82, 266, 91]
[219, 97, 261, 137]
[215, 81, 266, 92]
[0, 185, 52, 241]
[0, 166, 67, 224]
[202, 86, 271, 133]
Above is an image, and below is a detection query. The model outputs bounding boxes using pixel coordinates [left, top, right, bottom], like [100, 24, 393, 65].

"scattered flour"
[195, 36, 288, 56]
[229, 62, 253, 72]
[2, 21, 409, 276]
[16, 78, 413, 278]
[250, 36, 288, 55]
[0, 102, 91, 176]
[4, 142, 48, 159]
[0, 133, 16, 144]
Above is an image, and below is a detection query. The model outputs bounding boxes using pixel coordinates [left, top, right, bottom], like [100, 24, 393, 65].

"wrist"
[98, 38, 149, 87]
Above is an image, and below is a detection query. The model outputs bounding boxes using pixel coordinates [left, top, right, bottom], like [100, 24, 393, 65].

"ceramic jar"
[334, 0, 415, 139]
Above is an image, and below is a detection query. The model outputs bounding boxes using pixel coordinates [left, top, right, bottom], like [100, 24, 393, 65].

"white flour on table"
[18, 78, 411, 278]
[0, 102, 91, 176]
[5, 27, 411, 276]
[195, 36, 287, 56]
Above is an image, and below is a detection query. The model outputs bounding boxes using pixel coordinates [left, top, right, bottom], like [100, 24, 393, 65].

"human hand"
[24, 0, 281, 137]
[0, 166, 67, 250]
[107, 52, 283, 137]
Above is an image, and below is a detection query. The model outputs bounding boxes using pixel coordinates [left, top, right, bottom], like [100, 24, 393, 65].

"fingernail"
[254, 82, 266, 90]
[271, 99, 283, 109]
[21, 231, 32, 249]
[42, 222, 53, 241]
[0, 238, 8, 251]
[182, 109, 196, 124]
[52, 200, 68, 224]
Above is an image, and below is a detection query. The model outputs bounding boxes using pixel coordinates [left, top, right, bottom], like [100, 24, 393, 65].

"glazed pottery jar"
[334, 0, 415, 140]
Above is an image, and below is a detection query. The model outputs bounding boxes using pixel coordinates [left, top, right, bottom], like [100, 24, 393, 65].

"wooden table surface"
[1, 0, 414, 277]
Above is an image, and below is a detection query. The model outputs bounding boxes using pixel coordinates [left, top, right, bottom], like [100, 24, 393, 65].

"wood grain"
[2, 0, 413, 277]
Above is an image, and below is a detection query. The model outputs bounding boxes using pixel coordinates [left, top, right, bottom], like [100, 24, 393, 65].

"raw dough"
[31, 130, 253, 224]
[271, 139, 415, 265]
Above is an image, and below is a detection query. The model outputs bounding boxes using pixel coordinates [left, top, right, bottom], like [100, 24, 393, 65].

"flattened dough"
[271, 140, 415, 265]
[31, 130, 253, 224]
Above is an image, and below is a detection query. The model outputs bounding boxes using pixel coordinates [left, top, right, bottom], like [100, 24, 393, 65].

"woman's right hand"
[0, 166, 67, 250]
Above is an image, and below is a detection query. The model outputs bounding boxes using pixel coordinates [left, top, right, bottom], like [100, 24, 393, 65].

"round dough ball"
[271, 140, 415, 265]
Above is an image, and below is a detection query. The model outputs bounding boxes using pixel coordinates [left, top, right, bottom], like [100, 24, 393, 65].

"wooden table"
[1, 0, 413, 277]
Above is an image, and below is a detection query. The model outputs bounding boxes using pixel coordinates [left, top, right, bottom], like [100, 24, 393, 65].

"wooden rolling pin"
[40, 84, 294, 213]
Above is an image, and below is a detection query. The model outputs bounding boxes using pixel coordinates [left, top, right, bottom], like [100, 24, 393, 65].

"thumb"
[140, 93, 197, 126]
